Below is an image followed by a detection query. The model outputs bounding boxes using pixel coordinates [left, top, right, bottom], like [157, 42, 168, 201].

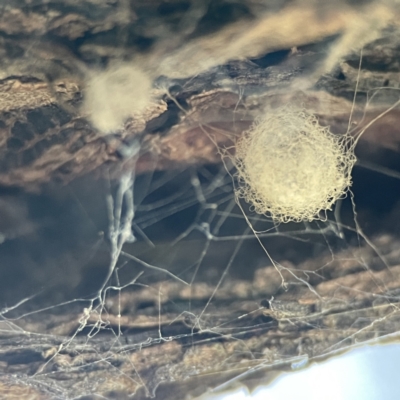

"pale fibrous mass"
[234, 107, 357, 222]
[83, 64, 153, 134]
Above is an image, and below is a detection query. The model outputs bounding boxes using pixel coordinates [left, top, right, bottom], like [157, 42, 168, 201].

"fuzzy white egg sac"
[84, 64, 152, 134]
[234, 107, 356, 223]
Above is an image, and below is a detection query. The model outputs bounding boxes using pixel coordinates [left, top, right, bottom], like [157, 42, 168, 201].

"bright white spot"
[204, 344, 400, 400]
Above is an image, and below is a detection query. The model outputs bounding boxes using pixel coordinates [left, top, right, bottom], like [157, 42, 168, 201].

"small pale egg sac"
[233, 107, 356, 222]
[84, 64, 152, 134]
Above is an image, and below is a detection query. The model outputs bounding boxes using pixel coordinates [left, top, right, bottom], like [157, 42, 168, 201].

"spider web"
[1, 56, 400, 400]
[1, 109, 399, 399]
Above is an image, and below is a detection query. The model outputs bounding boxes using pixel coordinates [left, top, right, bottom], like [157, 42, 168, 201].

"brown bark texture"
[1, 1, 400, 399]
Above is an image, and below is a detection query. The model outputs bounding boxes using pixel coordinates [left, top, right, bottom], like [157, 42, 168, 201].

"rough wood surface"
[1, 1, 400, 399]
[1, 233, 400, 400]
[0, 0, 399, 188]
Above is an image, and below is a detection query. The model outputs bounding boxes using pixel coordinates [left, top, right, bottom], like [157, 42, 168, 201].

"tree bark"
[1, 1, 400, 399]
